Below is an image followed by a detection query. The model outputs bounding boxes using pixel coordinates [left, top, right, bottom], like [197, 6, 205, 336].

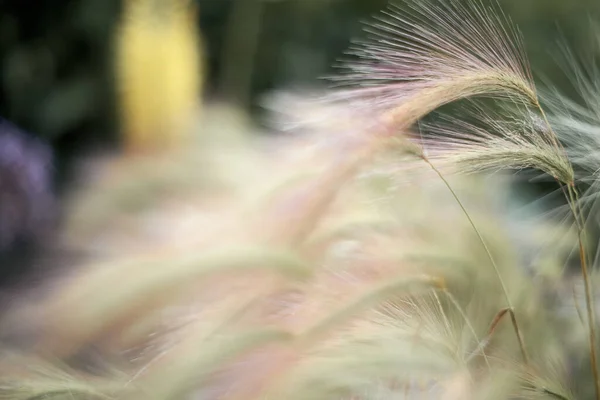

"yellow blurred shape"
[116, 0, 204, 154]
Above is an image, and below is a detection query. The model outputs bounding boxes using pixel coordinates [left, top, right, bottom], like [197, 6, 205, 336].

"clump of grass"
[3, 0, 600, 399]
[4, 134, 579, 399]
[323, 0, 582, 377]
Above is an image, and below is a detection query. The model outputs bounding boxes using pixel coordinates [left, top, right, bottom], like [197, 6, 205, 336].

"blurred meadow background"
[3, 0, 600, 399]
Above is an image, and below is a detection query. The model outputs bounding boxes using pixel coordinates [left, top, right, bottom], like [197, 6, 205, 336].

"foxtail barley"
[327, 0, 598, 392]
[330, 0, 536, 127]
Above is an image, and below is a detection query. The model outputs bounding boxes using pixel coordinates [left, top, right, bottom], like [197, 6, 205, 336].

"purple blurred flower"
[0, 117, 54, 252]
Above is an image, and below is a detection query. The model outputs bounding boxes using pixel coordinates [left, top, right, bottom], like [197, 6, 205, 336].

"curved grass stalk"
[379, 73, 539, 131]
[421, 155, 529, 364]
[563, 183, 600, 397]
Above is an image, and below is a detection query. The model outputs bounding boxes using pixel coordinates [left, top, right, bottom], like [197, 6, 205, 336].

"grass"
[3, 0, 600, 398]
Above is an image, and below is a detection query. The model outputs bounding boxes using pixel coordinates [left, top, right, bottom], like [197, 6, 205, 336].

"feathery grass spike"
[39, 246, 310, 357]
[417, 104, 574, 183]
[134, 329, 293, 400]
[331, 0, 536, 128]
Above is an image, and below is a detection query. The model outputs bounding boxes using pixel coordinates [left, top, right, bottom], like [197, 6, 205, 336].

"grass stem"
[422, 155, 530, 364]
[565, 183, 600, 400]
[535, 100, 599, 399]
